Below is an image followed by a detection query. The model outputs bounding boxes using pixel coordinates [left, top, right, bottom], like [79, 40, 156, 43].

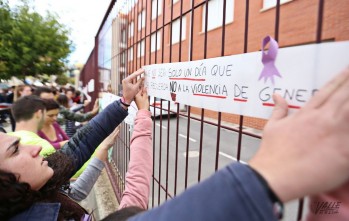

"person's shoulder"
[8, 130, 37, 138]
[9, 130, 56, 155]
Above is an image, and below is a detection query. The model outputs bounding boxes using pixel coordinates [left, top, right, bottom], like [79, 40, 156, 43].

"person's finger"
[135, 90, 142, 100]
[134, 77, 145, 90]
[113, 127, 120, 136]
[322, 69, 349, 115]
[142, 87, 148, 97]
[269, 93, 288, 121]
[125, 69, 144, 83]
[306, 67, 349, 109]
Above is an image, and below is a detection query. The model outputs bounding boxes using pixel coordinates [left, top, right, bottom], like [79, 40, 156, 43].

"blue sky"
[9, 0, 111, 65]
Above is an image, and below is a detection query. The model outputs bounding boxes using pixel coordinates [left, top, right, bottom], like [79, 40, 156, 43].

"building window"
[121, 53, 126, 65]
[120, 30, 126, 48]
[151, 31, 161, 52]
[128, 22, 134, 37]
[121, 30, 126, 42]
[138, 9, 146, 30]
[137, 39, 145, 57]
[151, 0, 162, 20]
[262, 0, 293, 10]
[128, 47, 133, 61]
[202, 0, 234, 32]
[171, 16, 186, 44]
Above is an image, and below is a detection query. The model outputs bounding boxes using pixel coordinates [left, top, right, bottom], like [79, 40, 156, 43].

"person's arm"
[249, 67, 349, 203]
[60, 69, 145, 177]
[59, 106, 94, 122]
[128, 163, 277, 221]
[68, 127, 120, 201]
[60, 99, 100, 122]
[119, 88, 152, 209]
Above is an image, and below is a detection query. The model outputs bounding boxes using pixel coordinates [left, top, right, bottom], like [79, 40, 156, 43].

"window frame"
[138, 9, 146, 30]
[137, 39, 145, 57]
[151, 0, 162, 20]
[128, 21, 134, 38]
[261, 0, 293, 11]
[201, 0, 235, 32]
[171, 16, 186, 45]
[151, 30, 161, 52]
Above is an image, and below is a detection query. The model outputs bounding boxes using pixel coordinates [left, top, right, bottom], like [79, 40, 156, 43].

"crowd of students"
[1, 67, 349, 221]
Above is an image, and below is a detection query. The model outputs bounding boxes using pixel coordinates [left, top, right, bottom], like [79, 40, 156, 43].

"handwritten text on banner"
[144, 41, 349, 119]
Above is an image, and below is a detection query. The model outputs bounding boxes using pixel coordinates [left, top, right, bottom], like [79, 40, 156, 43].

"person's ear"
[34, 109, 44, 119]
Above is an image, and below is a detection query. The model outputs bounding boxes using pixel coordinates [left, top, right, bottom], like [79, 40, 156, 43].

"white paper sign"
[144, 41, 349, 119]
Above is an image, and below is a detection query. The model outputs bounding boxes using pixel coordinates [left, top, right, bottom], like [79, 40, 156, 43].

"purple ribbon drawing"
[259, 36, 281, 84]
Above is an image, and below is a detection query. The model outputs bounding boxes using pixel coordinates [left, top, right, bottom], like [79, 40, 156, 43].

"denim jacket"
[9, 100, 128, 221]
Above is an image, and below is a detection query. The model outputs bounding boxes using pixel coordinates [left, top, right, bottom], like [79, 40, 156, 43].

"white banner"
[144, 41, 349, 119]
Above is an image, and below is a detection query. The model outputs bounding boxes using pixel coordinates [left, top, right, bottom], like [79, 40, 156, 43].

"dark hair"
[43, 99, 60, 111]
[11, 95, 45, 122]
[51, 87, 58, 96]
[75, 90, 81, 96]
[15, 85, 32, 98]
[56, 94, 69, 108]
[32, 87, 53, 97]
[0, 169, 40, 220]
[101, 206, 144, 221]
[0, 151, 85, 220]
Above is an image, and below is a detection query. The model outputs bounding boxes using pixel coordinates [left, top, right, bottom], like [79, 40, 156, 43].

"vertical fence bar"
[156, 0, 166, 206]
[316, 0, 324, 43]
[179, 0, 183, 62]
[135, 1, 139, 70]
[169, 0, 174, 62]
[184, 106, 191, 189]
[236, 0, 250, 162]
[133, 0, 136, 73]
[165, 0, 176, 201]
[144, 0, 147, 66]
[214, 0, 227, 171]
[165, 101, 170, 200]
[198, 107, 204, 181]
[174, 102, 180, 195]
[203, 0, 209, 59]
[275, 0, 281, 41]
[152, 96, 156, 207]
[148, 0, 153, 65]
[158, 99, 163, 205]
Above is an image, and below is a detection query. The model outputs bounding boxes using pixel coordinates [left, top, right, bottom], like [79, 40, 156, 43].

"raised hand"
[249, 67, 349, 203]
[91, 99, 99, 115]
[122, 69, 145, 104]
[135, 87, 149, 110]
[95, 126, 120, 162]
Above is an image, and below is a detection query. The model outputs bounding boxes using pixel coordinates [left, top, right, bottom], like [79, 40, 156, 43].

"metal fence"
[79, 0, 349, 220]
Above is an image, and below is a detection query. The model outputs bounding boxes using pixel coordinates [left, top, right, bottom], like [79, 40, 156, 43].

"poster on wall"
[143, 39, 349, 119]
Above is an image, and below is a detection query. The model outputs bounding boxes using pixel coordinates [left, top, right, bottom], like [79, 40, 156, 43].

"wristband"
[120, 97, 130, 107]
[249, 166, 284, 219]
